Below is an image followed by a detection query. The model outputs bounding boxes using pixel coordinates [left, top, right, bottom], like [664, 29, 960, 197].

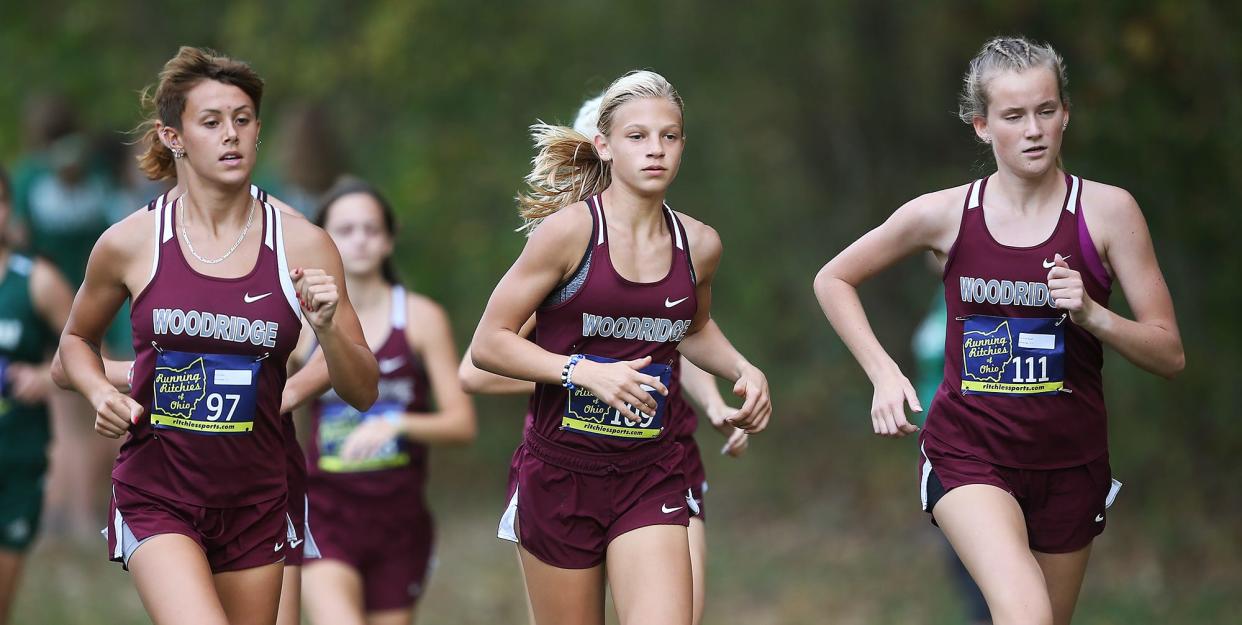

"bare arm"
[7, 260, 76, 404]
[397, 295, 476, 443]
[459, 315, 536, 395]
[58, 222, 147, 437]
[1051, 184, 1184, 378]
[341, 295, 476, 459]
[284, 220, 379, 410]
[674, 218, 772, 433]
[280, 324, 331, 413]
[812, 188, 960, 437]
[678, 352, 749, 456]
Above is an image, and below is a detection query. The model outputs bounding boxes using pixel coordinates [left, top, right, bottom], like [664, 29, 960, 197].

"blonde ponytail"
[516, 70, 682, 234]
[516, 123, 610, 234]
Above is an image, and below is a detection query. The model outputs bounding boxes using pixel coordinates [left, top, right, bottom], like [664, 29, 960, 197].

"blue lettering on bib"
[316, 400, 409, 472]
[150, 350, 261, 434]
[562, 355, 672, 439]
[961, 315, 1065, 396]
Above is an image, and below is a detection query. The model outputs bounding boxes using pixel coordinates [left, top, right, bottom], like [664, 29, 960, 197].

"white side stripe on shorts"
[920, 441, 933, 512]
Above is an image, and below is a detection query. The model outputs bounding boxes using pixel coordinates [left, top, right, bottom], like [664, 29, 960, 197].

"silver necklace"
[179, 196, 257, 265]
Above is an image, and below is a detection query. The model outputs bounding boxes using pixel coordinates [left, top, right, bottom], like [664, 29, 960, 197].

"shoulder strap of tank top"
[965, 177, 987, 210]
[147, 196, 176, 283]
[1063, 174, 1082, 214]
[589, 194, 607, 247]
[390, 284, 408, 330]
[664, 203, 696, 283]
[250, 183, 268, 204]
[663, 203, 687, 251]
[267, 201, 302, 319]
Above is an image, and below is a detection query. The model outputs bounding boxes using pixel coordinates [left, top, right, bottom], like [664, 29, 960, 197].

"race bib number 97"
[150, 350, 261, 434]
[562, 355, 672, 439]
[961, 316, 1065, 396]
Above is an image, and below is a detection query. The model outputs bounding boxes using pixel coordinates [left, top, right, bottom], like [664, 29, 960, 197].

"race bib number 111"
[961, 316, 1065, 396]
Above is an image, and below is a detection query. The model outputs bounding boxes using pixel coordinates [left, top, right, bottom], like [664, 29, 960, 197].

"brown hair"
[135, 46, 265, 180]
[516, 70, 683, 234]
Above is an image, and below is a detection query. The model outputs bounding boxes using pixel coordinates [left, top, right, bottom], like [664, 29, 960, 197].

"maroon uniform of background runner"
[306, 285, 435, 609]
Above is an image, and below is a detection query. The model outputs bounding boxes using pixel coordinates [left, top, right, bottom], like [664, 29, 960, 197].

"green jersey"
[0, 254, 56, 466]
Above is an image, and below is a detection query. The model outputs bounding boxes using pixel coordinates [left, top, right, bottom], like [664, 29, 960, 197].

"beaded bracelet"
[561, 354, 585, 390]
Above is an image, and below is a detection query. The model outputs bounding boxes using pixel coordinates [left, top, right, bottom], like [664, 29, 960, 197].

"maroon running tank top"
[306, 285, 432, 500]
[928, 173, 1112, 469]
[528, 195, 698, 452]
[116, 196, 302, 506]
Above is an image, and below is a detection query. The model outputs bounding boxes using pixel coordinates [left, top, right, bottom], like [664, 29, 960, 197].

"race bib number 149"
[562, 355, 672, 439]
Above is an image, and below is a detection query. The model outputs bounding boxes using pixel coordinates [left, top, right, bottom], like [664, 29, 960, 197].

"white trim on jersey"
[920, 441, 934, 511]
[162, 196, 176, 243]
[967, 179, 983, 210]
[149, 202, 165, 283]
[391, 284, 408, 330]
[270, 202, 302, 319]
[592, 195, 605, 246]
[497, 488, 519, 543]
[1065, 175, 1081, 214]
[261, 194, 275, 250]
[664, 204, 685, 250]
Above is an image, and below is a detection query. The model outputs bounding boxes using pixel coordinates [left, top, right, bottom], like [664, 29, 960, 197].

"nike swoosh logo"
[274, 542, 284, 551]
[664, 296, 689, 308]
[661, 504, 683, 514]
[378, 357, 406, 374]
[244, 292, 273, 303]
[1094, 514, 1104, 523]
[1042, 254, 1071, 269]
[290, 538, 304, 548]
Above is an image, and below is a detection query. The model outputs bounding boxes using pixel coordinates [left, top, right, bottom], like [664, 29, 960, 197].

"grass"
[13, 401, 1242, 624]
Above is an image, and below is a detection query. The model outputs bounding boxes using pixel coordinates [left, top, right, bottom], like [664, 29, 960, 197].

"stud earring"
[172, 147, 186, 159]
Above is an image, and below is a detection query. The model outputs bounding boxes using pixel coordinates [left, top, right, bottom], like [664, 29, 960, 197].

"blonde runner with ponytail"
[517, 70, 684, 234]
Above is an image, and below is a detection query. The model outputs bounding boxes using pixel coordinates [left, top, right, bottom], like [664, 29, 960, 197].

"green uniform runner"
[0, 254, 57, 551]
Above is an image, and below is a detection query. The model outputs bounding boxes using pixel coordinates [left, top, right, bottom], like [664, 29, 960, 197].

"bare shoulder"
[671, 210, 722, 266]
[29, 256, 68, 289]
[280, 215, 334, 258]
[265, 193, 308, 221]
[96, 208, 160, 262]
[404, 290, 452, 348]
[1079, 178, 1141, 219]
[898, 182, 971, 225]
[1079, 178, 1146, 249]
[523, 201, 595, 270]
[528, 200, 593, 244]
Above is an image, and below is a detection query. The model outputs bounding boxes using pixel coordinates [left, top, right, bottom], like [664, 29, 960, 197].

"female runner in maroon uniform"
[459, 92, 748, 625]
[470, 70, 771, 625]
[57, 47, 378, 625]
[290, 179, 476, 625]
[814, 37, 1184, 625]
[59, 183, 327, 625]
